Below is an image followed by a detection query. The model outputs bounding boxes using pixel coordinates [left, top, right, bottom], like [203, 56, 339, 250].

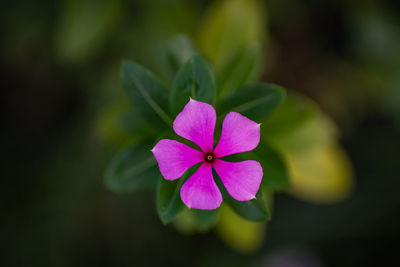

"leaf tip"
[120, 59, 132, 70]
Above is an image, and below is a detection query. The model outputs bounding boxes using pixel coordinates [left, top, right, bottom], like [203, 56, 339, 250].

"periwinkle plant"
[105, 45, 288, 229]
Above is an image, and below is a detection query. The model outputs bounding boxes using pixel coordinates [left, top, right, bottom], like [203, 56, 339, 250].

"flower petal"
[213, 159, 263, 201]
[214, 112, 260, 158]
[152, 139, 203, 180]
[180, 163, 222, 209]
[173, 99, 216, 152]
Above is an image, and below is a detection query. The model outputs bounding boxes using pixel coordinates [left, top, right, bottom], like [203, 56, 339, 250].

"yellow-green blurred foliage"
[198, 0, 265, 71]
[216, 205, 266, 253]
[55, 0, 123, 63]
[263, 94, 354, 203]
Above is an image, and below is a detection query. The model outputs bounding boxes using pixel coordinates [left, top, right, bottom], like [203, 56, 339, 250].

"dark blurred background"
[1, 0, 400, 266]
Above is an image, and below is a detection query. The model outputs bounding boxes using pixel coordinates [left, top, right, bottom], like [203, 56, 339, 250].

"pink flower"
[152, 99, 263, 210]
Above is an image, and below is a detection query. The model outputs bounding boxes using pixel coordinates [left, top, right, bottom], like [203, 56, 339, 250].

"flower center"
[204, 152, 216, 163]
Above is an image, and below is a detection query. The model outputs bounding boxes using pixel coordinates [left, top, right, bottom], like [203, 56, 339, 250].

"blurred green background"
[2, 0, 400, 266]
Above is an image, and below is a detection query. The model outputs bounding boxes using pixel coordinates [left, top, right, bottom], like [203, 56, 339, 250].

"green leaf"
[164, 34, 198, 78]
[218, 43, 262, 98]
[228, 188, 271, 222]
[157, 177, 186, 224]
[241, 142, 290, 191]
[261, 93, 315, 140]
[105, 144, 158, 193]
[262, 186, 274, 215]
[216, 176, 270, 222]
[193, 209, 219, 232]
[219, 83, 286, 122]
[156, 166, 199, 224]
[121, 61, 172, 127]
[118, 109, 164, 137]
[170, 55, 216, 115]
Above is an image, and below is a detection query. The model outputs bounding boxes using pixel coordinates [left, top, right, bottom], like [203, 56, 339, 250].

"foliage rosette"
[105, 41, 288, 231]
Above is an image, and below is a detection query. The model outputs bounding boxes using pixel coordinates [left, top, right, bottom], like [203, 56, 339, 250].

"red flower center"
[204, 152, 216, 163]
